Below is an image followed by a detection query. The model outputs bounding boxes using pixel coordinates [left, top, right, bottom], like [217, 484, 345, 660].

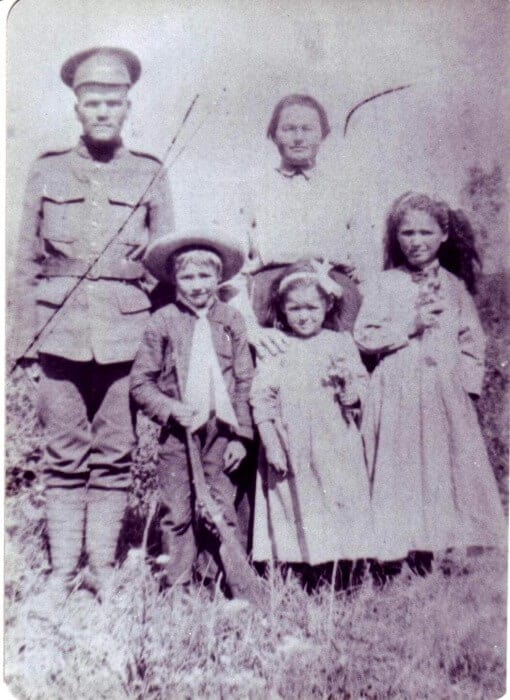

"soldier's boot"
[86, 489, 127, 602]
[29, 488, 85, 617]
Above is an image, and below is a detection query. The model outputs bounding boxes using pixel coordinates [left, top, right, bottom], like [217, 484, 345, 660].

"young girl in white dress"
[250, 261, 373, 586]
[354, 193, 506, 575]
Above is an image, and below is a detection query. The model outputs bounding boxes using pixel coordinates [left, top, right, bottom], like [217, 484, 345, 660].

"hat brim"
[143, 234, 245, 283]
[61, 47, 141, 88]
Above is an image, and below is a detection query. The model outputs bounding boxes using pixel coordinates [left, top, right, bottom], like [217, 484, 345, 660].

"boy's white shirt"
[184, 303, 239, 434]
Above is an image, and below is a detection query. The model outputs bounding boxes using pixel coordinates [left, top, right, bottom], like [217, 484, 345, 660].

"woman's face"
[273, 104, 323, 169]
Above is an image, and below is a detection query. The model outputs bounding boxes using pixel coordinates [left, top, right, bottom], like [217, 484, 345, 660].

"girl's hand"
[338, 383, 359, 407]
[223, 440, 247, 473]
[265, 443, 288, 476]
[413, 302, 444, 335]
[169, 401, 197, 428]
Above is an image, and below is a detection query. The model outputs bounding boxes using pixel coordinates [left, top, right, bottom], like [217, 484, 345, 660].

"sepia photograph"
[4, 0, 508, 697]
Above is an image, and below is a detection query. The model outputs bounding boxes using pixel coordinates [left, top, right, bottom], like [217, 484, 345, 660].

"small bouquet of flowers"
[411, 267, 446, 365]
[412, 267, 446, 331]
[322, 356, 360, 426]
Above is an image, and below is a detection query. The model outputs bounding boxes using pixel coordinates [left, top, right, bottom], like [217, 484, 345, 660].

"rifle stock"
[183, 428, 267, 607]
[175, 357, 267, 607]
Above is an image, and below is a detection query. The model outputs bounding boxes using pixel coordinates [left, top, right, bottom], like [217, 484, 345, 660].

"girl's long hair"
[266, 261, 342, 331]
[383, 192, 481, 293]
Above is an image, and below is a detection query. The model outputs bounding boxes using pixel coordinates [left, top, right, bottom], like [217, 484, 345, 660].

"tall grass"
[4, 273, 508, 699]
[4, 486, 507, 699]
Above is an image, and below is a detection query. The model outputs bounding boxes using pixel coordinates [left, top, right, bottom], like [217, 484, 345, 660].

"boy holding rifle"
[130, 230, 255, 593]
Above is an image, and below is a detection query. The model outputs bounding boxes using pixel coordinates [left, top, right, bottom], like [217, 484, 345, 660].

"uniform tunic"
[12, 138, 173, 362]
[250, 330, 373, 564]
[12, 138, 174, 490]
[354, 265, 507, 560]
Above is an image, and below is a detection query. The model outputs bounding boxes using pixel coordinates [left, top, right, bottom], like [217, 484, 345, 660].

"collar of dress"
[403, 259, 441, 283]
[275, 164, 317, 181]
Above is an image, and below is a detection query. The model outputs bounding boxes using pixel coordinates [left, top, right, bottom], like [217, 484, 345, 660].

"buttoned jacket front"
[130, 299, 254, 440]
[12, 139, 174, 363]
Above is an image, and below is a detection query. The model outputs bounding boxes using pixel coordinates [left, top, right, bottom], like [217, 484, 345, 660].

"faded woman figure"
[228, 94, 361, 359]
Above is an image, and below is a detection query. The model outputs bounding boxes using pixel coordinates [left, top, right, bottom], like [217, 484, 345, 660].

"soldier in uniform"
[11, 47, 174, 602]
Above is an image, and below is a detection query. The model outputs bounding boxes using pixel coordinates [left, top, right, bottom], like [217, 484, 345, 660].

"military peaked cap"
[61, 47, 141, 90]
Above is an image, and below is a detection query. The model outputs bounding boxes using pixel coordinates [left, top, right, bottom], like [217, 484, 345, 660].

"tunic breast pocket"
[114, 283, 152, 314]
[41, 195, 84, 254]
[108, 188, 149, 254]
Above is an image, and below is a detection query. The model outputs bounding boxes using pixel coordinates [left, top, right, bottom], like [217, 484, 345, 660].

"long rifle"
[173, 355, 267, 608]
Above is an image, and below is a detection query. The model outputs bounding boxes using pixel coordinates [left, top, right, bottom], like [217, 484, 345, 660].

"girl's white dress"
[250, 329, 373, 564]
[354, 265, 507, 561]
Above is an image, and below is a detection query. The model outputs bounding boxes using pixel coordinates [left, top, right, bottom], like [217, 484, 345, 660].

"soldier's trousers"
[157, 421, 238, 585]
[39, 354, 135, 491]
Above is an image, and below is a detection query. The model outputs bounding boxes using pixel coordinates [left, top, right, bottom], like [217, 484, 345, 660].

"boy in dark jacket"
[130, 230, 254, 588]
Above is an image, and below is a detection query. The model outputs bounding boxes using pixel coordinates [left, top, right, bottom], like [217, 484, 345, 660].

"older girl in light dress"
[354, 193, 506, 572]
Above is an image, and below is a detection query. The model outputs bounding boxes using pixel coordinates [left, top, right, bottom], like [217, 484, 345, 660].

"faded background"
[6, 0, 508, 277]
[4, 4, 509, 697]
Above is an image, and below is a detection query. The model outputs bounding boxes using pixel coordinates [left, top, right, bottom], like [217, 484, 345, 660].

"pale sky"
[6, 0, 509, 271]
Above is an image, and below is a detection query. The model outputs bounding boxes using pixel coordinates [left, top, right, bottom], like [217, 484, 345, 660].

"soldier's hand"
[223, 439, 247, 473]
[170, 401, 197, 428]
[17, 358, 41, 385]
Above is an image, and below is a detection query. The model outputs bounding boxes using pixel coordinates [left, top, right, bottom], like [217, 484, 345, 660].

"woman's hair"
[383, 192, 481, 293]
[267, 261, 341, 331]
[167, 247, 223, 280]
[266, 94, 331, 140]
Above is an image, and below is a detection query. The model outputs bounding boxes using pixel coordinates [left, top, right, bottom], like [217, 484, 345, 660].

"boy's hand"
[265, 443, 288, 476]
[169, 401, 197, 428]
[223, 439, 247, 473]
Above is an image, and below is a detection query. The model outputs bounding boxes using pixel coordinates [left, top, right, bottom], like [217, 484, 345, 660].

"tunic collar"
[75, 136, 127, 162]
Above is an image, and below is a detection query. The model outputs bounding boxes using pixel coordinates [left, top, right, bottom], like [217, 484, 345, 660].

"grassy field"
[4, 273, 508, 699]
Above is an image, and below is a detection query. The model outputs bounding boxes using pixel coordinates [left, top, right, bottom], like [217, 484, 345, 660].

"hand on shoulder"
[247, 324, 289, 359]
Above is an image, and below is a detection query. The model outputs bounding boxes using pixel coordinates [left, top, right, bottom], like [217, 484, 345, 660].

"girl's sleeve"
[249, 357, 280, 425]
[354, 276, 412, 355]
[457, 283, 487, 396]
[341, 333, 369, 406]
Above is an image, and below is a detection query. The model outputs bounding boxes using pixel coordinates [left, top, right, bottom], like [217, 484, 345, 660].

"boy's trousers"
[157, 420, 238, 586]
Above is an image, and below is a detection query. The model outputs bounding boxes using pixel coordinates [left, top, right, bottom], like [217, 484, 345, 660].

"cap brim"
[60, 46, 141, 88]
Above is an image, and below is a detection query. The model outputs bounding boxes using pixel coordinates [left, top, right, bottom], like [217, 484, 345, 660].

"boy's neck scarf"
[184, 307, 239, 434]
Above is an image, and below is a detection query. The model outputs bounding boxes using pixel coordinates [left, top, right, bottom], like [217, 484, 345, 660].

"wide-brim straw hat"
[143, 230, 245, 283]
